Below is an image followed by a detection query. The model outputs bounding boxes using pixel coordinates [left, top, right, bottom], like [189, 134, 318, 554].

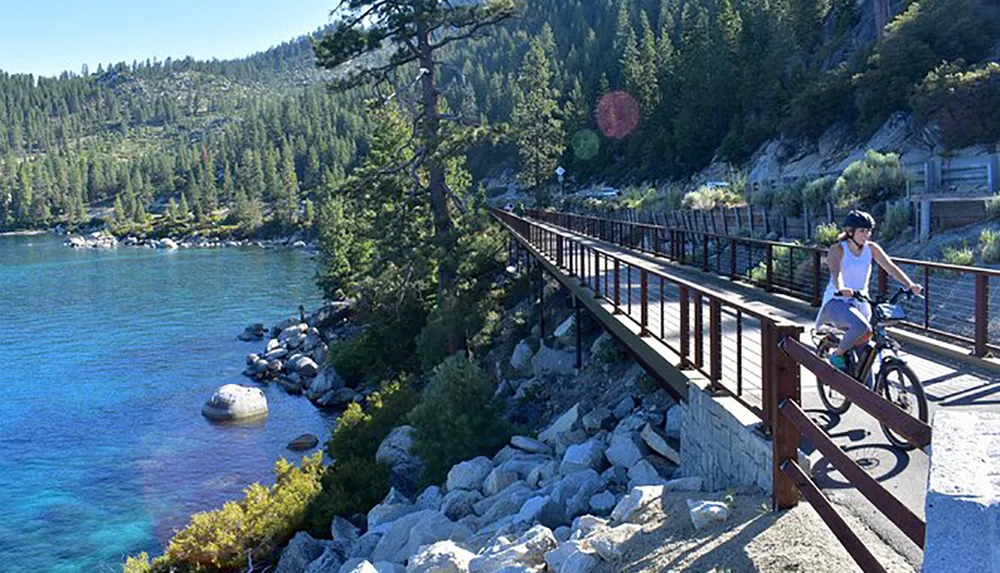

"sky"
[0, 0, 336, 78]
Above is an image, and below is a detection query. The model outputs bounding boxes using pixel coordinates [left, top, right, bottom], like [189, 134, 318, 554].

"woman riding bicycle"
[815, 210, 923, 371]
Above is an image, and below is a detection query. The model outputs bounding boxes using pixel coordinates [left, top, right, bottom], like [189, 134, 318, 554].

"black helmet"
[842, 210, 875, 230]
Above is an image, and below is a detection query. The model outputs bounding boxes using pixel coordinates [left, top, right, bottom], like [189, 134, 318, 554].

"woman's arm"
[871, 242, 923, 295]
[827, 243, 850, 294]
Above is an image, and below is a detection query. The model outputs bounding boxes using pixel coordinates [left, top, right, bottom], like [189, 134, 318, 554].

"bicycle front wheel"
[876, 362, 928, 450]
[815, 340, 852, 414]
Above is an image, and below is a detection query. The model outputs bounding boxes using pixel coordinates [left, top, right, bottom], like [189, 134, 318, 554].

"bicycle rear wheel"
[876, 362, 928, 450]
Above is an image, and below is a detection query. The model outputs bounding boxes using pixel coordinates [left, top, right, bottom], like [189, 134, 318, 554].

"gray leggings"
[817, 299, 873, 353]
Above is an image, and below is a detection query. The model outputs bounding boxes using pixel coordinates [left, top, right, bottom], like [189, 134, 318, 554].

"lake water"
[0, 234, 334, 572]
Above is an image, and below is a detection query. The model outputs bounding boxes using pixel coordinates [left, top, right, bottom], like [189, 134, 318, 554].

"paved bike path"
[527, 217, 1000, 565]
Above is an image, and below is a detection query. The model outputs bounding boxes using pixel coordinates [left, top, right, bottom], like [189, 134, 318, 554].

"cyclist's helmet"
[842, 210, 875, 230]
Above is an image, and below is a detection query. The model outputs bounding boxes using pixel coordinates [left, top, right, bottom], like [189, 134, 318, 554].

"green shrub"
[593, 334, 628, 364]
[814, 222, 841, 246]
[306, 456, 390, 532]
[854, 0, 1000, 131]
[881, 202, 911, 241]
[912, 61, 1000, 148]
[748, 245, 811, 287]
[773, 183, 806, 217]
[409, 355, 514, 486]
[834, 150, 906, 208]
[803, 176, 836, 212]
[122, 554, 152, 573]
[985, 196, 1000, 220]
[303, 377, 420, 534]
[980, 230, 1000, 263]
[748, 187, 775, 209]
[682, 185, 742, 211]
[126, 453, 325, 572]
[942, 244, 975, 266]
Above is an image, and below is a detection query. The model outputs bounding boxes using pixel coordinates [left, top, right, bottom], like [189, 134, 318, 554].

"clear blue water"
[0, 234, 334, 572]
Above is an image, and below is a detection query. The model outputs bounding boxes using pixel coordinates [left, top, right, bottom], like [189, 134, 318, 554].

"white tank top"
[817, 240, 873, 325]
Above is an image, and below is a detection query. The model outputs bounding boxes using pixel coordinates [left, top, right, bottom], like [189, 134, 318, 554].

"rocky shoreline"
[64, 230, 316, 250]
[270, 393, 730, 573]
[236, 301, 367, 411]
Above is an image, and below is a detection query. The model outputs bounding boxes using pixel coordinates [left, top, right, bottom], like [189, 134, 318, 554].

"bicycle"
[812, 287, 929, 450]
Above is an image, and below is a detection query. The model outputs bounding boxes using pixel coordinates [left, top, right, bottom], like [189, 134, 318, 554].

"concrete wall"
[923, 410, 1000, 573]
[676, 377, 775, 493]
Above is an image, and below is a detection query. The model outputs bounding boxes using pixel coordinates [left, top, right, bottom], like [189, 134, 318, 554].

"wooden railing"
[527, 209, 1000, 358]
[495, 209, 934, 573]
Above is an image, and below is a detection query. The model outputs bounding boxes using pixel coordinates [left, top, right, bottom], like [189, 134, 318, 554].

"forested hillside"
[2, 0, 998, 233]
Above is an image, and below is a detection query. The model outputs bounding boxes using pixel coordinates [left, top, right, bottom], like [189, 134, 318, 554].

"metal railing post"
[770, 322, 802, 510]
[975, 274, 989, 357]
[613, 258, 621, 313]
[679, 286, 690, 368]
[640, 269, 649, 336]
[702, 233, 710, 272]
[694, 292, 704, 369]
[730, 239, 738, 279]
[812, 250, 822, 307]
[765, 245, 774, 292]
[709, 299, 721, 391]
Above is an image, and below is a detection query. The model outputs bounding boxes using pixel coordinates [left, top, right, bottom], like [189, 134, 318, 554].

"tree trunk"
[418, 22, 465, 355]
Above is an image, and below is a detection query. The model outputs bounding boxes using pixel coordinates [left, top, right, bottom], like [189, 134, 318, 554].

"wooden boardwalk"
[502, 211, 1000, 560]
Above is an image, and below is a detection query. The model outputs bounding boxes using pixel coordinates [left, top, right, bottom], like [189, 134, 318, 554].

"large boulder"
[441, 489, 483, 521]
[304, 544, 346, 573]
[538, 404, 581, 444]
[274, 532, 328, 573]
[548, 470, 604, 525]
[483, 468, 521, 497]
[371, 511, 473, 564]
[336, 560, 379, 573]
[376, 426, 423, 495]
[605, 432, 648, 470]
[510, 339, 534, 377]
[201, 384, 268, 421]
[308, 301, 353, 330]
[510, 436, 552, 455]
[469, 525, 557, 573]
[446, 457, 494, 492]
[406, 540, 476, 573]
[611, 485, 665, 523]
[560, 439, 607, 474]
[291, 356, 319, 378]
[368, 488, 417, 532]
[531, 344, 576, 378]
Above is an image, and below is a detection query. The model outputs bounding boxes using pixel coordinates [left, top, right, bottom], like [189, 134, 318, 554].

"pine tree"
[315, 0, 521, 354]
[277, 144, 299, 229]
[512, 39, 565, 205]
[178, 193, 191, 221]
[636, 12, 660, 121]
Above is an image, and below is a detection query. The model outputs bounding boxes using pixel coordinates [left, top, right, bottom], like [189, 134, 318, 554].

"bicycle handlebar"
[836, 286, 923, 305]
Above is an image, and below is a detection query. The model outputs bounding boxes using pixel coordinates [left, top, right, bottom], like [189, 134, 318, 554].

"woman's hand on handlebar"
[908, 283, 923, 297]
[836, 288, 856, 298]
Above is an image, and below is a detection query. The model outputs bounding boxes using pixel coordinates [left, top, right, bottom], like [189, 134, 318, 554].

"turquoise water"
[0, 234, 334, 572]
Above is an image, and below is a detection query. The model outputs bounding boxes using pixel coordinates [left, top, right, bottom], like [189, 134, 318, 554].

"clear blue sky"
[0, 0, 336, 77]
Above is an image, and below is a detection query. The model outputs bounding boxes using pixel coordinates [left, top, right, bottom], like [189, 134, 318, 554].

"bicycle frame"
[818, 287, 912, 386]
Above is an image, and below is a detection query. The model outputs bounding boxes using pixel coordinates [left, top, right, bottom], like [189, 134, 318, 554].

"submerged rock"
[287, 433, 319, 451]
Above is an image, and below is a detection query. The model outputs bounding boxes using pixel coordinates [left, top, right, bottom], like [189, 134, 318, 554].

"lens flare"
[596, 91, 641, 140]
[571, 130, 600, 161]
